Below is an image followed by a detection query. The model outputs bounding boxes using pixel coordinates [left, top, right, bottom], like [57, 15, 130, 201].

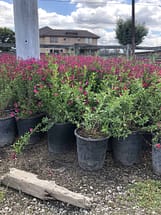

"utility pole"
[13, 0, 40, 59]
[131, 0, 135, 56]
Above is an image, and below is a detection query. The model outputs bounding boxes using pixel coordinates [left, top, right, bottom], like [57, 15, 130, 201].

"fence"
[1, 43, 161, 60]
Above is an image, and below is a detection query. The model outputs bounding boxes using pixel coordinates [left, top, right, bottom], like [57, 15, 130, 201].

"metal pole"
[131, 0, 135, 56]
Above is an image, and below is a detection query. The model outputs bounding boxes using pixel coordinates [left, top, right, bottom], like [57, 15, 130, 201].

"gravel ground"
[0, 139, 161, 215]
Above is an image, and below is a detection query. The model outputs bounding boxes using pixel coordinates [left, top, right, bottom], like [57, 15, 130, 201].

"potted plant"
[35, 64, 77, 154]
[0, 71, 17, 147]
[142, 74, 161, 175]
[73, 72, 112, 171]
[12, 59, 47, 144]
[151, 130, 161, 175]
[109, 80, 148, 166]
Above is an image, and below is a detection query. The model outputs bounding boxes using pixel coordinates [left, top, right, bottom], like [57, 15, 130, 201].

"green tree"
[115, 19, 148, 46]
[0, 27, 15, 52]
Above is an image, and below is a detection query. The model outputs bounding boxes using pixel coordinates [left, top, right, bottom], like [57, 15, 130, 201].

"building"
[39, 26, 100, 55]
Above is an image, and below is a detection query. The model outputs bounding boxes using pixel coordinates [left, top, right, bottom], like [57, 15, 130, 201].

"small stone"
[116, 186, 122, 191]
[108, 189, 112, 193]
[4, 206, 9, 211]
[55, 167, 66, 173]
[96, 191, 101, 195]
[90, 186, 93, 190]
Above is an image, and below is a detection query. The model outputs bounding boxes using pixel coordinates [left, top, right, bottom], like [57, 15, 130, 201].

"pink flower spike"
[15, 108, 19, 113]
[10, 112, 15, 117]
[29, 128, 33, 133]
[33, 88, 38, 94]
[14, 102, 18, 108]
[11, 152, 17, 160]
[83, 91, 88, 96]
[155, 143, 161, 149]
[79, 87, 83, 92]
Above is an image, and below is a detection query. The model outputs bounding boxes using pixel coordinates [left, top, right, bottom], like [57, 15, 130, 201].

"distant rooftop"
[39, 26, 100, 39]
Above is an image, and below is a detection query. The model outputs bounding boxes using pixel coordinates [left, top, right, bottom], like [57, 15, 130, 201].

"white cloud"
[0, 1, 14, 29]
[38, 8, 75, 28]
[70, 3, 131, 37]
[71, 0, 126, 8]
[137, 0, 161, 4]
[71, 0, 107, 8]
[0, 0, 161, 47]
[97, 29, 118, 45]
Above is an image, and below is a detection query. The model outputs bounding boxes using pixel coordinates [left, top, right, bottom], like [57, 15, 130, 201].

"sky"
[1, 0, 161, 46]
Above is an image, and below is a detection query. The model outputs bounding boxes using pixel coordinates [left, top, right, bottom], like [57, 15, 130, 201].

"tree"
[0, 27, 15, 52]
[115, 19, 148, 46]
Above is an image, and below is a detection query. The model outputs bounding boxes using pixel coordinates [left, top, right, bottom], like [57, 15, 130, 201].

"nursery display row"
[0, 54, 160, 173]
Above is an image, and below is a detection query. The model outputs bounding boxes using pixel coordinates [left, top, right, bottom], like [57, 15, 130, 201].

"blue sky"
[1, 0, 161, 46]
[3, 0, 76, 15]
[39, 0, 131, 15]
[38, 0, 76, 15]
[4, 0, 132, 15]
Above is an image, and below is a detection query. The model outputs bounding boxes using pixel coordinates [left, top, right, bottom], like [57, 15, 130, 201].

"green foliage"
[0, 27, 15, 52]
[0, 190, 5, 202]
[7, 55, 160, 149]
[13, 122, 42, 154]
[36, 63, 78, 124]
[115, 18, 148, 46]
[107, 79, 150, 138]
[0, 84, 14, 115]
[13, 131, 31, 154]
[72, 70, 113, 137]
[12, 63, 44, 118]
[141, 74, 161, 144]
[0, 66, 14, 116]
[75, 91, 111, 137]
[121, 180, 161, 211]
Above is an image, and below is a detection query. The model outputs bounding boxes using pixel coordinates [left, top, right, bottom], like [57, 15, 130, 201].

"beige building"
[39, 26, 100, 55]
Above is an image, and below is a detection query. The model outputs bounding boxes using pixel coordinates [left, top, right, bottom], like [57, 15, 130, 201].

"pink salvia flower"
[10, 112, 15, 117]
[11, 152, 17, 160]
[83, 91, 88, 96]
[14, 102, 18, 108]
[29, 128, 33, 133]
[155, 143, 161, 149]
[33, 88, 39, 94]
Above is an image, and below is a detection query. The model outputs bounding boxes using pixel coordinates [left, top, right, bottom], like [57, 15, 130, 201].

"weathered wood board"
[0, 168, 92, 208]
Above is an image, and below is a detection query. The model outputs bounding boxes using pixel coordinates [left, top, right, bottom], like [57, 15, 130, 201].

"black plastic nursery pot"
[48, 122, 76, 154]
[152, 145, 161, 176]
[112, 132, 143, 166]
[74, 128, 109, 171]
[0, 116, 17, 147]
[16, 114, 45, 144]
[142, 131, 152, 151]
[107, 136, 113, 152]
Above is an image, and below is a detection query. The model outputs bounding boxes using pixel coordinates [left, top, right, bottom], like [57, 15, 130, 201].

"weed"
[0, 190, 5, 202]
[120, 179, 161, 212]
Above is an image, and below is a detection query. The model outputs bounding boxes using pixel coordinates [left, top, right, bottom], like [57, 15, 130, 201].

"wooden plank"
[0, 168, 92, 209]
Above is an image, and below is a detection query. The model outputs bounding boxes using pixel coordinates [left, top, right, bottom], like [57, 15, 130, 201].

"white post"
[13, 0, 40, 59]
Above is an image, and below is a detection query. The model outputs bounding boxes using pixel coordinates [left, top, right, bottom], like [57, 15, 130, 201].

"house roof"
[39, 26, 100, 39]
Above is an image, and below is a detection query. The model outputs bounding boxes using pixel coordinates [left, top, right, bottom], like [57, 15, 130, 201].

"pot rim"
[74, 128, 109, 142]
[0, 115, 15, 121]
[53, 121, 74, 126]
[17, 113, 45, 121]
